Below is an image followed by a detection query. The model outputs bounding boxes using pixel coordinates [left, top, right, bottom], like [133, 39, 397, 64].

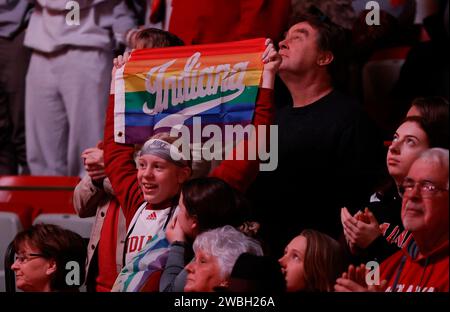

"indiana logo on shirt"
[147, 211, 157, 220]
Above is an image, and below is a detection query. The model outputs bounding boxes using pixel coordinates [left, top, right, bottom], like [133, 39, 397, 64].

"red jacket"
[103, 88, 274, 228]
[168, 0, 291, 45]
[381, 239, 449, 292]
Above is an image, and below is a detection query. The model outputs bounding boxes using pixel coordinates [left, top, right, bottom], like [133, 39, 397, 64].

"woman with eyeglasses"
[11, 223, 86, 292]
[341, 97, 448, 265]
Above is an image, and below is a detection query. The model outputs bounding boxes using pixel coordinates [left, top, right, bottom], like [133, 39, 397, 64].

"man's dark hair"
[289, 6, 350, 90]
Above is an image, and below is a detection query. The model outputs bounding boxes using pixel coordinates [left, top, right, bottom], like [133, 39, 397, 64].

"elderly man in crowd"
[335, 148, 449, 292]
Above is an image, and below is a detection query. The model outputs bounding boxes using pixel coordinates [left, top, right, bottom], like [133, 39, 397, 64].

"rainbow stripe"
[114, 38, 265, 144]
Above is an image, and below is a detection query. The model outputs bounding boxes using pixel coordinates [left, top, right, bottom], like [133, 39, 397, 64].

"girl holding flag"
[103, 32, 281, 291]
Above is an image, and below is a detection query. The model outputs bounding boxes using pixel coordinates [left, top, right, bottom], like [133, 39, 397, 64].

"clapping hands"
[334, 264, 387, 292]
[341, 207, 382, 253]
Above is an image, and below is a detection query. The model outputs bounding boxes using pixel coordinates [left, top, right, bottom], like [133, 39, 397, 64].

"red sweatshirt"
[381, 239, 449, 292]
[168, 0, 291, 45]
[95, 199, 121, 292]
[103, 88, 274, 228]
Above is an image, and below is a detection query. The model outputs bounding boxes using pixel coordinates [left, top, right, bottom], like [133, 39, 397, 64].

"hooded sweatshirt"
[381, 238, 449, 292]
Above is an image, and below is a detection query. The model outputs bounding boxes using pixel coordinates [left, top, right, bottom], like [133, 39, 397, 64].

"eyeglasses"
[401, 178, 449, 198]
[15, 253, 46, 264]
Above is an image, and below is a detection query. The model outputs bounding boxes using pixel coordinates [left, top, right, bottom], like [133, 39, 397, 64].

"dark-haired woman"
[11, 224, 86, 292]
[342, 113, 448, 264]
[160, 177, 257, 292]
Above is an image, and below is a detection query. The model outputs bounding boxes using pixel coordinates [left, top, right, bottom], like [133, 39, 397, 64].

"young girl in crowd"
[279, 229, 346, 292]
[72, 28, 186, 293]
[104, 34, 281, 291]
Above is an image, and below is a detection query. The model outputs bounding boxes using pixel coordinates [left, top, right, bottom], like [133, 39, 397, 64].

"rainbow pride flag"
[114, 38, 265, 144]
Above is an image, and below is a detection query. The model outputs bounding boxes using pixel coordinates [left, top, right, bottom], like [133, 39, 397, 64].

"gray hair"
[417, 148, 449, 187]
[193, 225, 263, 280]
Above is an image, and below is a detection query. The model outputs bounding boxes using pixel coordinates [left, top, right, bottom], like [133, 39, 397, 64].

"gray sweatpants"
[25, 47, 112, 176]
[0, 29, 31, 174]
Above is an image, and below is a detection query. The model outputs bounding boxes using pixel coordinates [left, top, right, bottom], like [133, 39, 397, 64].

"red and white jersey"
[124, 202, 175, 265]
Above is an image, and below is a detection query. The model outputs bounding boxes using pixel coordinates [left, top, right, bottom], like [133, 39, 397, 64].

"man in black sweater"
[249, 8, 386, 256]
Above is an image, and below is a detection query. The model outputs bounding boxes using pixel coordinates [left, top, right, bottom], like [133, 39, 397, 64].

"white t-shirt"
[124, 203, 174, 265]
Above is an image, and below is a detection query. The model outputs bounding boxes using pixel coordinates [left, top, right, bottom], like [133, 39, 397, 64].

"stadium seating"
[362, 46, 411, 134]
[32, 213, 95, 239]
[0, 176, 81, 225]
